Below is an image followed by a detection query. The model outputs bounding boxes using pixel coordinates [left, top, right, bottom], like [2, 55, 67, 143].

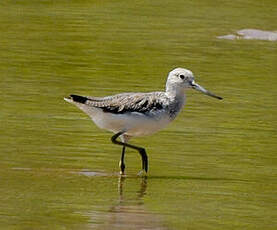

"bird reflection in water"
[94, 176, 170, 230]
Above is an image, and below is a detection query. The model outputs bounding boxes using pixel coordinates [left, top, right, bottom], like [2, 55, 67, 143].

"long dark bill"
[191, 82, 223, 100]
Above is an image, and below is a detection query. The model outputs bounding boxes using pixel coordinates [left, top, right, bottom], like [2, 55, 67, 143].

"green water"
[1, 0, 276, 229]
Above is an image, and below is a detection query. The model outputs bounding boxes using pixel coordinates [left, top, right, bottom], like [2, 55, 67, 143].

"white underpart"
[66, 99, 175, 137]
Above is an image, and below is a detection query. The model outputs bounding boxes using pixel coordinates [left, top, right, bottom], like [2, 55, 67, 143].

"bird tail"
[64, 94, 88, 104]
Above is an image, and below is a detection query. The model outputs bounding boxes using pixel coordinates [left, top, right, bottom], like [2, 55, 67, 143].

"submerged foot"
[137, 170, 147, 177]
[119, 160, 125, 175]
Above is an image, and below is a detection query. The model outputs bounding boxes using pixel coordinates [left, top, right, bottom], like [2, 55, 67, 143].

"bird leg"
[119, 146, 126, 174]
[111, 132, 148, 174]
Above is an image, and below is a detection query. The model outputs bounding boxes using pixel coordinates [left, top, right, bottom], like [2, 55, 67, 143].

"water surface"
[0, 0, 276, 229]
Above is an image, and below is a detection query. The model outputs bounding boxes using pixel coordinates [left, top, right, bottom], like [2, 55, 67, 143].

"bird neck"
[165, 84, 186, 100]
[165, 85, 186, 119]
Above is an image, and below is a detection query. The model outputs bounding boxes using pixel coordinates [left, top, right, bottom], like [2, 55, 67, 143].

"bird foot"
[119, 160, 125, 175]
[137, 170, 147, 177]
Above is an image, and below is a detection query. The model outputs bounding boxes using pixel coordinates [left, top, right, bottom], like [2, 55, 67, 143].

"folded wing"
[70, 92, 167, 114]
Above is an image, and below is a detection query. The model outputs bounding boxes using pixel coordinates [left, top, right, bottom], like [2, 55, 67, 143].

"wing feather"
[85, 92, 167, 114]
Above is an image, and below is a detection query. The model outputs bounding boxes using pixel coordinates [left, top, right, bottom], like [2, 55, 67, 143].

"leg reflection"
[97, 176, 168, 230]
[118, 175, 147, 200]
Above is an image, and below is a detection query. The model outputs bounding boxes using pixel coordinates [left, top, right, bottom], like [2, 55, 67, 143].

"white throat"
[165, 82, 186, 99]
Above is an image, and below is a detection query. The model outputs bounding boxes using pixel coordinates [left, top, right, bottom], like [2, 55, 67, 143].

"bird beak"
[190, 81, 223, 100]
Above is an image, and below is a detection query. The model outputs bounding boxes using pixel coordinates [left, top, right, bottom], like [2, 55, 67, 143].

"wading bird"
[64, 68, 222, 175]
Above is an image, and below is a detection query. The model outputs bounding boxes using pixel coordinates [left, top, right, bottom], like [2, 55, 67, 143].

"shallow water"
[1, 0, 277, 229]
[217, 29, 277, 41]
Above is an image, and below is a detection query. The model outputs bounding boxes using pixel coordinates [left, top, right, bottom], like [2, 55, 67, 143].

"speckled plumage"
[69, 91, 184, 118]
[81, 92, 166, 113]
[64, 67, 222, 174]
[64, 68, 222, 139]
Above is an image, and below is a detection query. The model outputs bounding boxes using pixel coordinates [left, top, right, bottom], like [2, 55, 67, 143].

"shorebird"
[64, 68, 222, 175]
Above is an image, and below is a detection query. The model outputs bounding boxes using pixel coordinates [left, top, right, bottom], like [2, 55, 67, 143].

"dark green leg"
[119, 146, 126, 174]
[111, 132, 148, 173]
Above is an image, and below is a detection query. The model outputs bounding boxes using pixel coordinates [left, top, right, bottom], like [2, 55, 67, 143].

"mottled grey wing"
[86, 93, 166, 114]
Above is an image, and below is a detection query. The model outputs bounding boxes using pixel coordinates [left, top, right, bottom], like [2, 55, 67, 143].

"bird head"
[166, 68, 223, 100]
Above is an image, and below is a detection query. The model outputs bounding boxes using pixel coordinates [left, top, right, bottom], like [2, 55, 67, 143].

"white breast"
[92, 109, 172, 137]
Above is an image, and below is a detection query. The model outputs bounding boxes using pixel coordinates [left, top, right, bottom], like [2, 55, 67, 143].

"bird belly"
[91, 110, 171, 137]
[125, 113, 171, 137]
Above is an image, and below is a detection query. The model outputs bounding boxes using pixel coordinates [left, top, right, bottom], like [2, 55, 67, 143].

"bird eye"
[179, 74, 185, 79]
